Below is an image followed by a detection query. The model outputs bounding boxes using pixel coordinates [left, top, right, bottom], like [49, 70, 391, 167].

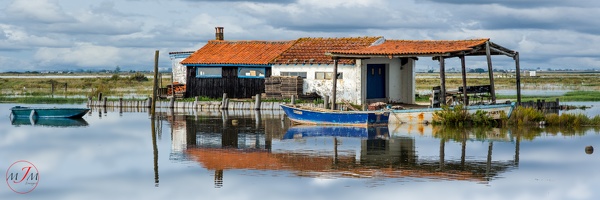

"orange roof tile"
[329, 38, 489, 56]
[181, 40, 295, 65]
[273, 37, 383, 65]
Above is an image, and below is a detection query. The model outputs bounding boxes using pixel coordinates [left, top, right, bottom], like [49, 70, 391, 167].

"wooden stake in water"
[151, 50, 159, 117]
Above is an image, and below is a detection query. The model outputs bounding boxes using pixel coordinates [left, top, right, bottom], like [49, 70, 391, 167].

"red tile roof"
[329, 38, 489, 56]
[182, 38, 492, 66]
[272, 37, 382, 65]
[181, 40, 295, 65]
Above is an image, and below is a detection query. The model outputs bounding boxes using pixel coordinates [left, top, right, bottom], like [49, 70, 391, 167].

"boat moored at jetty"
[280, 104, 389, 126]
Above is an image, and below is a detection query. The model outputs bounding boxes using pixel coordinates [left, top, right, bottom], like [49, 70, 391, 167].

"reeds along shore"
[433, 105, 600, 127]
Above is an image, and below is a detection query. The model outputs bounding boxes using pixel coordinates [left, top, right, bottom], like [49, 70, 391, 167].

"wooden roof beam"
[489, 46, 516, 57]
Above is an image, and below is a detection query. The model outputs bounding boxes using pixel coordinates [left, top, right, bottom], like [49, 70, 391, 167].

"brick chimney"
[215, 27, 224, 40]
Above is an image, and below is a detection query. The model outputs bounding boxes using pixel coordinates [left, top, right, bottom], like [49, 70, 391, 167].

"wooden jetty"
[87, 96, 325, 111]
[519, 98, 561, 113]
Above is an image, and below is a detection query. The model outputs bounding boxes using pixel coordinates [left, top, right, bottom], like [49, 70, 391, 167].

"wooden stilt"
[460, 55, 468, 105]
[514, 52, 522, 105]
[485, 41, 496, 104]
[331, 58, 339, 110]
[151, 50, 159, 117]
[439, 57, 446, 106]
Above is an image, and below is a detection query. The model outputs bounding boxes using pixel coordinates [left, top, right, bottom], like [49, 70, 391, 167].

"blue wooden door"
[367, 64, 386, 99]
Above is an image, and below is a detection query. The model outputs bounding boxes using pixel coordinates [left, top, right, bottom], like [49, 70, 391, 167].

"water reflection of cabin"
[168, 114, 517, 188]
[177, 27, 521, 107]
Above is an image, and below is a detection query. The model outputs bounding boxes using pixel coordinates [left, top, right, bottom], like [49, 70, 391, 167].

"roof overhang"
[325, 40, 517, 60]
[184, 64, 271, 67]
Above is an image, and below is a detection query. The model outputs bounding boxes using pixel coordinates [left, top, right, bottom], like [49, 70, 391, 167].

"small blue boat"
[10, 106, 90, 118]
[280, 104, 389, 126]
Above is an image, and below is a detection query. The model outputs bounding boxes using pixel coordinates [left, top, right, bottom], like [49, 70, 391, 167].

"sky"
[1, 0, 600, 72]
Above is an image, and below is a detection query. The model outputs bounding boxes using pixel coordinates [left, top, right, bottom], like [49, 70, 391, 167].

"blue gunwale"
[280, 104, 389, 126]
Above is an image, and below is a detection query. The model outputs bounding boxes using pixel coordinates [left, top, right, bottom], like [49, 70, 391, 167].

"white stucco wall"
[272, 57, 416, 106]
[169, 52, 192, 84]
[272, 64, 363, 105]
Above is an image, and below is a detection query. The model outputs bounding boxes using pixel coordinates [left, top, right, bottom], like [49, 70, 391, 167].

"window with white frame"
[280, 71, 307, 78]
[196, 67, 222, 78]
[315, 72, 342, 80]
[238, 67, 266, 78]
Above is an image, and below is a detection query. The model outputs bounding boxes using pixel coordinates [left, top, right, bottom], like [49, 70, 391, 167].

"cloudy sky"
[1, 0, 600, 72]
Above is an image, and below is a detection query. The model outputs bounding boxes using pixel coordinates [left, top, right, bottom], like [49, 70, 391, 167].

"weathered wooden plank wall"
[185, 67, 271, 98]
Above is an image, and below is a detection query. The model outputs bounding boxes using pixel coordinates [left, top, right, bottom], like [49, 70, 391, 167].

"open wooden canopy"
[325, 38, 522, 108]
[326, 38, 517, 58]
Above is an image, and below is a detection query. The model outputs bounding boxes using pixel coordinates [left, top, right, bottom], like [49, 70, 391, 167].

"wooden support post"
[119, 98, 123, 114]
[291, 95, 296, 106]
[146, 97, 152, 108]
[221, 93, 228, 110]
[460, 55, 468, 105]
[514, 52, 522, 105]
[51, 81, 55, 96]
[98, 92, 102, 101]
[103, 97, 108, 108]
[151, 50, 159, 117]
[485, 41, 497, 104]
[171, 72, 174, 98]
[324, 95, 329, 109]
[556, 98, 560, 109]
[331, 58, 339, 110]
[255, 94, 261, 110]
[439, 57, 447, 106]
[169, 96, 175, 108]
[194, 96, 198, 109]
[541, 99, 546, 111]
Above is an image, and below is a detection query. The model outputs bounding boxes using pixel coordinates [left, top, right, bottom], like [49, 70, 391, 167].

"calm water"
[2, 102, 600, 200]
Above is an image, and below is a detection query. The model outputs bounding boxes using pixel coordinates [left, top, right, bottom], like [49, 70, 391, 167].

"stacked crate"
[264, 76, 282, 99]
[264, 76, 303, 99]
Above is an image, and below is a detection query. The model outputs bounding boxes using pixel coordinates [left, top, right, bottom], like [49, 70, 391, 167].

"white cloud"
[1, 0, 600, 71]
[6, 0, 74, 23]
[298, 0, 385, 8]
[34, 43, 120, 67]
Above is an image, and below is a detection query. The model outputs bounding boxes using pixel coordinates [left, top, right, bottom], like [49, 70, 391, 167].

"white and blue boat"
[389, 102, 516, 124]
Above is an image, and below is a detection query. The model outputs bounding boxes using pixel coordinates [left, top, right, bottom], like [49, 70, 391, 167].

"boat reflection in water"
[10, 117, 89, 127]
[167, 111, 519, 188]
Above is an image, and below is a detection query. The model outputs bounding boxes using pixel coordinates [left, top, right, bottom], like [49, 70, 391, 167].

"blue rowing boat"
[280, 104, 389, 126]
[10, 106, 90, 118]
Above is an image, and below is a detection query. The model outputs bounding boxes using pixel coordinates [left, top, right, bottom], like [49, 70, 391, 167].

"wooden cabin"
[180, 27, 521, 106]
[181, 27, 294, 98]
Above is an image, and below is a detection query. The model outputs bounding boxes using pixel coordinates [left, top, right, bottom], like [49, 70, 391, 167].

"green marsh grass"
[432, 105, 501, 127]
[0, 96, 87, 104]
